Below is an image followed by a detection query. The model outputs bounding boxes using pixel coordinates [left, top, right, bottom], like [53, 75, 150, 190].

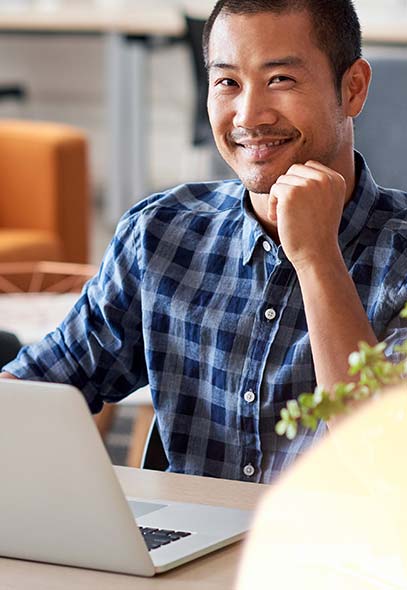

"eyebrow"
[208, 56, 306, 71]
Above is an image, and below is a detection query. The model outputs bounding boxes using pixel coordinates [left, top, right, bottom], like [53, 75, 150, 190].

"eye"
[215, 78, 239, 88]
[269, 75, 295, 87]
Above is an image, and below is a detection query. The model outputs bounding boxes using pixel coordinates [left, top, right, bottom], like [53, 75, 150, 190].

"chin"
[238, 171, 278, 195]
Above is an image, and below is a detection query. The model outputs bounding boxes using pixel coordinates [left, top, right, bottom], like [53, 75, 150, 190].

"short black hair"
[203, 0, 362, 96]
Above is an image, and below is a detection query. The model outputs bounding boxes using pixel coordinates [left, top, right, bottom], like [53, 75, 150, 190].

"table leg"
[124, 37, 150, 208]
[93, 403, 117, 439]
[105, 33, 150, 227]
[126, 403, 155, 468]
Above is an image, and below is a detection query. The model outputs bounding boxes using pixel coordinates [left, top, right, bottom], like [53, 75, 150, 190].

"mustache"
[229, 126, 300, 143]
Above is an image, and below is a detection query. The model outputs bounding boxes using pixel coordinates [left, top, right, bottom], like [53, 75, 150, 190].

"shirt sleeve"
[380, 268, 407, 365]
[382, 312, 407, 364]
[2, 211, 148, 413]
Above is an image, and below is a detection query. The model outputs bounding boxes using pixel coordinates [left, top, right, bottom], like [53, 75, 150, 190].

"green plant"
[276, 303, 407, 440]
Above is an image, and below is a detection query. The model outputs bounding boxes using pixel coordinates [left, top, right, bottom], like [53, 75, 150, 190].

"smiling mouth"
[237, 137, 293, 160]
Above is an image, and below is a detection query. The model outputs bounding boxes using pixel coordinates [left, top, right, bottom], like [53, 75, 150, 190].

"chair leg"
[93, 403, 117, 439]
[126, 404, 155, 468]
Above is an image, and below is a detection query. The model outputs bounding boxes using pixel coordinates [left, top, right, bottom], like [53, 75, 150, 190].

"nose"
[233, 86, 278, 129]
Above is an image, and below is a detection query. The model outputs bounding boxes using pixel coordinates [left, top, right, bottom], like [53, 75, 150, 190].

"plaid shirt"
[4, 152, 407, 483]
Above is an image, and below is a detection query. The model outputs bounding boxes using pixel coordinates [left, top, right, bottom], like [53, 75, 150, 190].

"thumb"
[268, 191, 278, 224]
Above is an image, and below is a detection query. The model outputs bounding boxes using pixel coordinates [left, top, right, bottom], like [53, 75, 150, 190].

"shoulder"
[367, 186, 407, 250]
[111, 180, 244, 240]
[129, 179, 243, 219]
[107, 179, 245, 269]
[349, 183, 406, 290]
[365, 186, 407, 300]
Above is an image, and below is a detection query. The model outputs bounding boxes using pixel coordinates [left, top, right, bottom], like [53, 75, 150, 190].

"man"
[1, 0, 406, 483]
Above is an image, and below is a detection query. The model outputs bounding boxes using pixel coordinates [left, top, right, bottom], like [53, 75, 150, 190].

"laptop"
[0, 379, 253, 577]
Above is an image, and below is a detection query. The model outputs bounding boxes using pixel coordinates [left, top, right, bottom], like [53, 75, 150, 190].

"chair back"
[184, 15, 213, 146]
[141, 417, 168, 471]
[0, 120, 90, 264]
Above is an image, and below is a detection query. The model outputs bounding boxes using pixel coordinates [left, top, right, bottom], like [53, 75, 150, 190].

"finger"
[305, 160, 346, 191]
[285, 163, 326, 181]
[304, 161, 345, 184]
[275, 174, 311, 187]
[304, 160, 336, 175]
[268, 193, 278, 223]
[270, 182, 297, 201]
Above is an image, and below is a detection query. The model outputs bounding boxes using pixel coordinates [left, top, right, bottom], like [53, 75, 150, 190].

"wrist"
[291, 244, 344, 276]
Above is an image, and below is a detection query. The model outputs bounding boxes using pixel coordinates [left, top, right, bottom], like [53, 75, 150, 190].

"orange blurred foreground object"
[237, 383, 407, 590]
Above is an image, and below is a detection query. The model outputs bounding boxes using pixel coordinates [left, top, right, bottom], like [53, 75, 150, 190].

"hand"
[269, 161, 346, 270]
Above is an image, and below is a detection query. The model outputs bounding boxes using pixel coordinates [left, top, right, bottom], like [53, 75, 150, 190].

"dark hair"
[202, 0, 361, 96]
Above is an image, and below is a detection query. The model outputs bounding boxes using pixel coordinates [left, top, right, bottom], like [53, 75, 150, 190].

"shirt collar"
[241, 151, 379, 265]
[338, 151, 379, 250]
[241, 191, 272, 265]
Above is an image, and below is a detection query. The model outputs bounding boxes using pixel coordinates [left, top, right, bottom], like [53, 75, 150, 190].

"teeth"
[244, 139, 288, 148]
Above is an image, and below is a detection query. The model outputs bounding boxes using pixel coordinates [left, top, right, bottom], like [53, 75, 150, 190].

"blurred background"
[1, 0, 406, 259]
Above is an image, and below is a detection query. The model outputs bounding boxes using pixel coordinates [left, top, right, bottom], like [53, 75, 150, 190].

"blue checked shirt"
[4, 152, 407, 483]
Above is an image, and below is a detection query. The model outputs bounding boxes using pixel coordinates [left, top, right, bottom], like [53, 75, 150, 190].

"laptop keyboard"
[139, 527, 192, 551]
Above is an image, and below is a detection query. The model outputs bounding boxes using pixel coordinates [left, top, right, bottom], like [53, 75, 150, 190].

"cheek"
[208, 95, 232, 131]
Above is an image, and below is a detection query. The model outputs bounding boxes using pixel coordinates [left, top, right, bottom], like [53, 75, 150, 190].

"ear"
[341, 58, 372, 118]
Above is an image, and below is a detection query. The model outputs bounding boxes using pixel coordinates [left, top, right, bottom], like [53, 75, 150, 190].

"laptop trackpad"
[127, 500, 167, 518]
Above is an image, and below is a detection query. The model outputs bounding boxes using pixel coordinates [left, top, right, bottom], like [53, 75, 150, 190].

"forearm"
[0, 372, 17, 379]
[296, 249, 377, 392]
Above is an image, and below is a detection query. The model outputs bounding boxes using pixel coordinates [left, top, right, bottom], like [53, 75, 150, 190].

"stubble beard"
[236, 132, 344, 196]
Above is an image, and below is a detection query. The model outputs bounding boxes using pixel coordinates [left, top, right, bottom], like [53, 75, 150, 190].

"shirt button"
[262, 240, 271, 252]
[243, 464, 255, 478]
[265, 307, 277, 321]
[244, 390, 256, 403]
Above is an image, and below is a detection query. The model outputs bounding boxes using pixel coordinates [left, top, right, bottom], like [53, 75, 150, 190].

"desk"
[0, 467, 265, 590]
[0, 3, 406, 224]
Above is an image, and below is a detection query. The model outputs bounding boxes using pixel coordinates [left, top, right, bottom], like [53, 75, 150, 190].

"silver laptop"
[0, 380, 253, 576]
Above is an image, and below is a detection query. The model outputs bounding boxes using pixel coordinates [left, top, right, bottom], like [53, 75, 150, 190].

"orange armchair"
[0, 119, 89, 264]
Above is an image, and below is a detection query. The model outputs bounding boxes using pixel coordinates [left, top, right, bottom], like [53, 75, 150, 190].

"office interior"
[0, 0, 407, 587]
[2, 0, 406, 464]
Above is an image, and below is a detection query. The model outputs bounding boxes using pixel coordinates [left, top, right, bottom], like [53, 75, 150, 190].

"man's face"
[207, 10, 349, 194]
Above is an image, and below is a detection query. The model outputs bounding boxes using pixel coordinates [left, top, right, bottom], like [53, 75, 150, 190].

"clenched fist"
[268, 161, 347, 271]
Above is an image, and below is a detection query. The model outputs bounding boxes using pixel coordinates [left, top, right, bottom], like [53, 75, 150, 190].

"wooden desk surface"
[0, 467, 266, 590]
[0, 1, 406, 43]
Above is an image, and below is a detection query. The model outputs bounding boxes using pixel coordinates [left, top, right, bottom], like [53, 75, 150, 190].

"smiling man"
[1, 0, 406, 483]
[205, 2, 380, 397]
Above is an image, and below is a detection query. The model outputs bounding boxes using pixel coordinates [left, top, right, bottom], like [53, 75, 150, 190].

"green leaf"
[313, 386, 327, 405]
[286, 422, 298, 440]
[373, 342, 387, 354]
[280, 408, 289, 421]
[298, 393, 317, 409]
[395, 342, 407, 353]
[400, 303, 407, 319]
[287, 400, 301, 419]
[301, 414, 318, 431]
[333, 382, 356, 399]
[275, 420, 287, 436]
[348, 351, 362, 371]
